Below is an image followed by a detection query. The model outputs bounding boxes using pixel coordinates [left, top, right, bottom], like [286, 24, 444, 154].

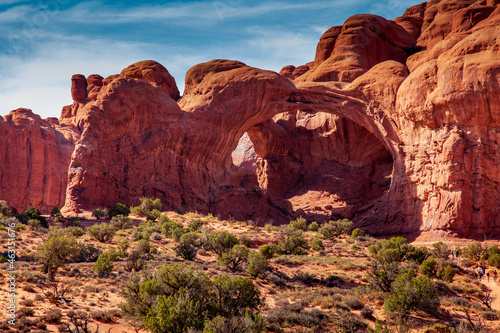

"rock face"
[0, 109, 80, 212]
[1, 0, 499, 237]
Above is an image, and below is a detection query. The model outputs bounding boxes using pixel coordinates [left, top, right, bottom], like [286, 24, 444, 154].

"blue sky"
[0, 0, 423, 119]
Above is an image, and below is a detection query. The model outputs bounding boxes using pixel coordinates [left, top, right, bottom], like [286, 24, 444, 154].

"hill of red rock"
[1, 0, 499, 237]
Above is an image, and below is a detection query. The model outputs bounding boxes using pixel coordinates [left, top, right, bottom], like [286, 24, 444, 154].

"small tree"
[259, 244, 277, 260]
[289, 217, 307, 231]
[436, 265, 456, 283]
[206, 231, 239, 256]
[218, 245, 249, 271]
[419, 258, 438, 278]
[87, 223, 116, 242]
[94, 252, 114, 277]
[111, 214, 131, 229]
[312, 239, 324, 251]
[319, 219, 353, 239]
[431, 242, 450, 259]
[384, 271, 439, 318]
[247, 252, 268, 278]
[108, 203, 130, 219]
[50, 207, 63, 218]
[92, 208, 108, 220]
[175, 242, 197, 261]
[23, 206, 48, 228]
[38, 229, 81, 281]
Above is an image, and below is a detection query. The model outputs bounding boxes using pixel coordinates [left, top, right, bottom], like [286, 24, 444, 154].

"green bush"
[217, 245, 249, 271]
[92, 208, 108, 219]
[130, 197, 162, 218]
[319, 219, 353, 239]
[307, 221, 319, 232]
[175, 242, 197, 261]
[171, 226, 187, 241]
[488, 253, 500, 268]
[259, 244, 277, 260]
[431, 242, 450, 259]
[108, 203, 130, 219]
[247, 252, 268, 278]
[161, 221, 184, 237]
[351, 228, 366, 238]
[135, 239, 151, 255]
[188, 219, 204, 231]
[110, 214, 131, 229]
[50, 207, 63, 218]
[419, 258, 438, 278]
[289, 217, 307, 231]
[22, 206, 47, 228]
[461, 243, 485, 261]
[75, 244, 102, 263]
[87, 223, 116, 242]
[94, 252, 114, 276]
[384, 271, 439, 318]
[121, 264, 262, 332]
[312, 238, 324, 251]
[206, 231, 239, 256]
[278, 237, 308, 255]
[436, 265, 456, 283]
[37, 229, 81, 281]
[179, 232, 200, 247]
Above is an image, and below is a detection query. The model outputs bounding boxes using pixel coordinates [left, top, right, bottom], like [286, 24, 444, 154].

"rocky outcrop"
[0, 109, 80, 212]
[1, 0, 499, 237]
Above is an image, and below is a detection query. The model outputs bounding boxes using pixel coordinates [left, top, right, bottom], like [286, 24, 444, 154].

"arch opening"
[232, 110, 394, 222]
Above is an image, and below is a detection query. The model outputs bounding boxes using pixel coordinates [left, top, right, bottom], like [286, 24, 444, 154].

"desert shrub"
[0, 200, 12, 217]
[278, 236, 308, 255]
[368, 237, 428, 264]
[312, 238, 324, 251]
[175, 242, 197, 261]
[344, 297, 364, 310]
[135, 239, 151, 255]
[111, 215, 131, 229]
[94, 252, 114, 277]
[92, 208, 107, 219]
[205, 231, 239, 256]
[488, 253, 500, 268]
[75, 244, 102, 263]
[125, 250, 145, 272]
[406, 246, 429, 265]
[419, 258, 438, 277]
[118, 239, 130, 257]
[139, 220, 162, 233]
[132, 229, 151, 241]
[37, 229, 81, 281]
[188, 218, 204, 231]
[384, 270, 439, 318]
[239, 235, 252, 247]
[307, 221, 319, 232]
[151, 232, 162, 240]
[247, 251, 268, 278]
[28, 218, 42, 230]
[259, 244, 278, 260]
[130, 197, 162, 219]
[203, 315, 264, 333]
[319, 219, 353, 239]
[171, 226, 187, 241]
[87, 223, 116, 242]
[361, 307, 374, 319]
[351, 228, 366, 238]
[289, 217, 307, 231]
[367, 261, 400, 292]
[67, 226, 85, 237]
[91, 309, 115, 323]
[22, 206, 48, 228]
[161, 221, 183, 236]
[461, 243, 485, 261]
[179, 232, 200, 247]
[335, 310, 368, 333]
[43, 309, 63, 324]
[431, 242, 450, 259]
[218, 245, 249, 271]
[108, 203, 130, 219]
[121, 264, 262, 332]
[437, 265, 456, 283]
[19, 306, 35, 316]
[266, 305, 325, 328]
[20, 298, 34, 307]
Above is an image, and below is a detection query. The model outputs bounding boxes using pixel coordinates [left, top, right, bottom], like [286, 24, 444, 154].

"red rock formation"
[1, 0, 499, 237]
[0, 109, 80, 212]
